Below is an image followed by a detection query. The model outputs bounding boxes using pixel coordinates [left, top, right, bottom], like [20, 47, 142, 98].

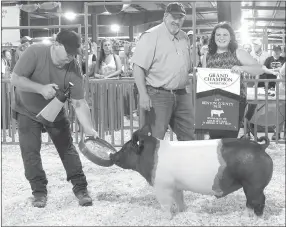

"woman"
[202, 21, 264, 139]
[1, 49, 12, 78]
[91, 39, 122, 79]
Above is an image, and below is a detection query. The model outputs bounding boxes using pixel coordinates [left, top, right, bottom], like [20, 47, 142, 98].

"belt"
[147, 85, 186, 95]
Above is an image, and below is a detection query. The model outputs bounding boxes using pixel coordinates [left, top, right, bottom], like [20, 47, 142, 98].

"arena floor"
[1, 140, 285, 226]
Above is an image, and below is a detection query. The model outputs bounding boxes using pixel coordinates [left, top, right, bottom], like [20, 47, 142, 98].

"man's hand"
[139, 92, 152, 111]
[40, 83, 59, 100]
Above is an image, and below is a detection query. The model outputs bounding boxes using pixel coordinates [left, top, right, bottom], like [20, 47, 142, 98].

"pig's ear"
[131, 125, 151, 153]
[132, 125, 152, 143]
[139, 124, 152, 136]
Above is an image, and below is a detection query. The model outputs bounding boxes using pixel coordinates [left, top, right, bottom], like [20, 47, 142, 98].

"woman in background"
[1, 49, 12, 78]
[93, 39, 122, 79]
[202, 21, 263, 139]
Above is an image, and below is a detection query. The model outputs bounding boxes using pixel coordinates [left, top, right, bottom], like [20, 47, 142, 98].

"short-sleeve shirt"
[251, 51, 269, 65]
[131, 22, 191, 90]
[12, 43, 84, 123]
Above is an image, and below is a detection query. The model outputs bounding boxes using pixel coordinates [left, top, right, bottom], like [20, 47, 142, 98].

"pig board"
[195, 89, 241, 131]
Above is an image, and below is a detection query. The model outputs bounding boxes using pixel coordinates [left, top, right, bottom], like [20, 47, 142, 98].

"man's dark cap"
[273, 45, 282, 51]
[165, 2, 186, 16]
[56, 30, 81, 55]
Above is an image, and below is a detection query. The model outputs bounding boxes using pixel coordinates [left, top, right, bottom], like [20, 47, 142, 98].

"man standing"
[243, 43, 252, 54]
[11, 30, 97, 208]
[131, 2, 195, 140]
[251, 39, 269, 65]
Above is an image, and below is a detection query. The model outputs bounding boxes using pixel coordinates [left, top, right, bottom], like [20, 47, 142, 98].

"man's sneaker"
[272, 133, 281, 140]
[75, 190, 93, 206]
[32, 195, 47, 208]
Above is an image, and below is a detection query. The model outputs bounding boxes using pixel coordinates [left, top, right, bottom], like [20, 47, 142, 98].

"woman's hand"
[231, 65, 243, 74]
[94, 74, 105, 79]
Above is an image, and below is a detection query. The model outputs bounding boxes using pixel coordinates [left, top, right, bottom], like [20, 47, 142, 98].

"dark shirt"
[12, 44, 84, 123]
[258, 56, 286, 88]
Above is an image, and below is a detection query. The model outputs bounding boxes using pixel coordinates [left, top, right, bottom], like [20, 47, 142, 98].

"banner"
[195, 68, 241, 131]
[196, 68, 240, 95]
[1, 6, 20, 46]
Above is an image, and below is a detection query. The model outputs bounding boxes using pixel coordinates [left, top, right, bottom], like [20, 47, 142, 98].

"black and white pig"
[108, 126, 273, 219]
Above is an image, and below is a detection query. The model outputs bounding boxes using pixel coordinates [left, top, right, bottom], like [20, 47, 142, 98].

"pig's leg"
[173, 189, 186, 212]
[242, 182, 266, 217]
[154, 186, 174, 219]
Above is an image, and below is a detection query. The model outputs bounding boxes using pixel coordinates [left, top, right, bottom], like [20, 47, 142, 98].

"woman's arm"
[235, 49, 264, 76]
[105, 55, 122, 78]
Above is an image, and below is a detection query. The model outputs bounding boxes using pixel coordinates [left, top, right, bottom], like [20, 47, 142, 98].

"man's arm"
[11, 72, 44, 93]
[133, 64, 148, 95]
[71, 98, 98, 137]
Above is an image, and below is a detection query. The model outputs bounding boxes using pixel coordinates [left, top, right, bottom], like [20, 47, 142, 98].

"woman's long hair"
[208, 21, 238, 55]
[98, 39, 112, 68]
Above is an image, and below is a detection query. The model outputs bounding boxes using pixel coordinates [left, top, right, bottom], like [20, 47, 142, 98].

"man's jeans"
[145, 86, 195, 141]
[17, 113, 88, 197]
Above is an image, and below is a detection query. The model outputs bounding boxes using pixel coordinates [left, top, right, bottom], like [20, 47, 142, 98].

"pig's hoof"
[243, 207, 254, 218]
[163, 211, 173, 220]
[178, 204, 187, 212]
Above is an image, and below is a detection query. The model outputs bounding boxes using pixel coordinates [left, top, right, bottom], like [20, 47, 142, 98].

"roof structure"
[2, 1, 285, 44]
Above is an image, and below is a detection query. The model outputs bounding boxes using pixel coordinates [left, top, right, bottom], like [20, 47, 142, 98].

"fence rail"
[1, 77, 285, 146]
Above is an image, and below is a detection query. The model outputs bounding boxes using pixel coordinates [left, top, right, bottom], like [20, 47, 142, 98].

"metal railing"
[1, 77, 285, 145]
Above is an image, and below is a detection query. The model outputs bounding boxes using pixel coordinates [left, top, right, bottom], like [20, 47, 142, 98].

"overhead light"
[239, 22, 250, 44]
[110, 24, 120, 33]
[42, 39, 51, 45]
[64, 11, 77, 20]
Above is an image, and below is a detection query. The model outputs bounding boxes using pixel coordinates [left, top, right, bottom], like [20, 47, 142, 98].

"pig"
[108, 125, 273, 219]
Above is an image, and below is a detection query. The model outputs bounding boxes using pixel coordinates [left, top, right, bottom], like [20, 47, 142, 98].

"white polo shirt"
[131, 22, 192, 90]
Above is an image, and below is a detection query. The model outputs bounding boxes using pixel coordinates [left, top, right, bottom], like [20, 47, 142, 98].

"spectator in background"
[272, 62, 286, 140]
[281, 46, 286, 58]
[251, 39, 269, 65]
[187, 30, 200, 67]
[200, 35, 209, 63]
[243, 43, 252, 54]
[132, 2, 195, 141]
[259, 45, 285, 89]
[91, 39, 122, 79]
[1, 49, 12, 78]
[83, 42, 97, 76]
[10, 48, 17, 71]
[202, 21, 264, 139]
[242, 43, 255, 87]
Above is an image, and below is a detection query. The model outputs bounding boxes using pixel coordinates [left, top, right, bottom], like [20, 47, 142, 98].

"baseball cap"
[187, 30, 193, 36]
[273, 45, 282, 51]
[252, 39, 262, 46]
[56, 30, 81, 55]
[165, 2, 186, 16]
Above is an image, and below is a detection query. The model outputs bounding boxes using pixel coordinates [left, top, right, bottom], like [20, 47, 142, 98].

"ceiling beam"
[241, 6, 286, 10]
[244, 17, 285, 22]
[268, 1, 281, 27]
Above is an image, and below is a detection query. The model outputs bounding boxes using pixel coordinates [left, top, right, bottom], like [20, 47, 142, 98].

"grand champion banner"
[196, 68, 241, 95]
[195, 68, 241, 131]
